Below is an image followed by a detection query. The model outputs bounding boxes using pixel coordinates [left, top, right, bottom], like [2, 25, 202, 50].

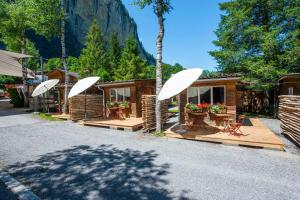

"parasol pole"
[84, 90, 87, 120]
[175, 93, 187, 134]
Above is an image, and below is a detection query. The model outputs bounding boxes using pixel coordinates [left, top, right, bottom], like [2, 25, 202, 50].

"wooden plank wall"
[279, 95, 300, 146]
[142, 95, 168, 132]
[69, 95, 103, 121]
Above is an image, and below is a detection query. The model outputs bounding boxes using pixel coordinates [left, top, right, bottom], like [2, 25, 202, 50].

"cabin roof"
[279, 73, 300, 82]
[195, 73, 241, 83]
[96, 79, 156, 87]
[48, 69, 79, 78]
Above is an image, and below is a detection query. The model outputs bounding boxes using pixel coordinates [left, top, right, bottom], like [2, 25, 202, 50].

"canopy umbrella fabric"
[32, 79, 60, 97]
[68, 77, 100, 98]
[0, 49, 33, 59]
[0, 51, 35, 78]
[158, 68, 203, 134]
[158, 68, 203, 101]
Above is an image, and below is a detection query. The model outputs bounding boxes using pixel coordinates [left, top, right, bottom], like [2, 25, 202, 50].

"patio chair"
[227, 115, 246, 136]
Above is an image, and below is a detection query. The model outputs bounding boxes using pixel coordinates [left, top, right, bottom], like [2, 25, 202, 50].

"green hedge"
[7, 88, 24, 107]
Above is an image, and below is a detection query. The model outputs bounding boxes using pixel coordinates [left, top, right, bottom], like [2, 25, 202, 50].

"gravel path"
[0, 109, 300, 200]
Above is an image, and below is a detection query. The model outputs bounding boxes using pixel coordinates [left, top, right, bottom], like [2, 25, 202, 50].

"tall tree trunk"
[155, 3, 164, 132]
[61, 0, 68, 114]
[21, 34, 28, 107]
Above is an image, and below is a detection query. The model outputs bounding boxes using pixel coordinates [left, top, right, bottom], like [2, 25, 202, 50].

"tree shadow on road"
[8, 145, 190, 200]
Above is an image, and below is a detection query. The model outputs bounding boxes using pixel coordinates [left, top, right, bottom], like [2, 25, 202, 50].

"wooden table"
[213, 113, 230, 126]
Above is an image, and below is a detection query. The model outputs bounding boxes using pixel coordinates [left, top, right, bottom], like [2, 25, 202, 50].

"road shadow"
[8, 145, 188, 200]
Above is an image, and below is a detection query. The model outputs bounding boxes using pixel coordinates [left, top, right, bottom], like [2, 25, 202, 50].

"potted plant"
[197, 103, 210, 113]
[218, 104, 227, 114]
[186, 103, 199, 113]
[106, 101, 119, 108]
[119, 101, 129, 109]
[209, 104, 227, 114]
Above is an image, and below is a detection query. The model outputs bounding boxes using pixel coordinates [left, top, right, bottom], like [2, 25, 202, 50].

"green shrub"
[7, 88, 24, 107]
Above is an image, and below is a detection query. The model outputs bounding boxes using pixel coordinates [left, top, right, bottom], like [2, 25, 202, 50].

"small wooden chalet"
[278, 73, 300, 96]
[179, 74, 241, 122]
[97, 79, 156, 118]
[48, 69, 79, 112]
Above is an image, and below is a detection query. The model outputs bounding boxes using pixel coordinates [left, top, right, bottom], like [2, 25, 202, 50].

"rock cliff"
[65, 0, 152, 61]
[29, 0, 154, 63]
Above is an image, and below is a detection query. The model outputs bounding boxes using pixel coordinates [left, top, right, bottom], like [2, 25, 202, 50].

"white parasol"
[32, 79, 59, 97]
[158, 68, 203, 133]
[158, 68, 203, 101]
[68, 77, 100, 98]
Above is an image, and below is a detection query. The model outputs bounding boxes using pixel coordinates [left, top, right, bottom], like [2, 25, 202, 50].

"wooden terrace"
[165, 118, 284, 151]
[83, 117, 143, 131]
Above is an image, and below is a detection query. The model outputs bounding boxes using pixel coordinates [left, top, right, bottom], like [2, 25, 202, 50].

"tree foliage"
[108, 32, 122, 75]
[44, 57, 78, 72]
[114, 37, 147, 80]
[210, 0, 300, 89]
[147, 63, 184, 81]
[133, 0, 172, 14]
[78, 21, 110, 80]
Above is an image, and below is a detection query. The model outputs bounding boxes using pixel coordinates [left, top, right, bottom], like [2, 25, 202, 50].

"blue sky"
[123, 0, 227, 71]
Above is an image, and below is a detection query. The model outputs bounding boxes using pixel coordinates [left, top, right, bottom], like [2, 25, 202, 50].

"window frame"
[288, 87, 294, 95]
[110, 87, 131, 102]
[187, 86, 226, 105]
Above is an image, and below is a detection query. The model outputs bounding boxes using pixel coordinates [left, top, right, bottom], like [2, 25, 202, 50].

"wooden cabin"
[97, 79, 156, 118]
[278, 73, 300, 96]
[48, 69, 79, 113]
[179, 74, 241, 123]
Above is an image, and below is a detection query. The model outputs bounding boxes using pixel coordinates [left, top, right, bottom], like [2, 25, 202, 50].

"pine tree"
[114, 37, 147, 80]
[79, 20, 110, 80]
[210, 0, 300, 89]
[108, 32, 121, 78]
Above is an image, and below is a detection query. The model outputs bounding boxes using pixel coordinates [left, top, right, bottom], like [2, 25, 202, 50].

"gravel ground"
[0, 109, 300, 200]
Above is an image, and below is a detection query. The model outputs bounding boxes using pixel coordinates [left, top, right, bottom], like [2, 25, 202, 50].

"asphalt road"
[0, 109, 299, 200]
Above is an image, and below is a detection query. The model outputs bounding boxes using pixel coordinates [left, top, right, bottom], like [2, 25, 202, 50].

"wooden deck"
[165, 118, 284, 151]
[83, 117, 143, 131]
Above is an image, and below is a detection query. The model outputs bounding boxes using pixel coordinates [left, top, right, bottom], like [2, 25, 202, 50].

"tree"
[45, 57, 79, 73]
[0, 0, 40, 105]
[108, 32, 122, 78]
[133, 0, 172, 132]
[114, 36, 147, 80]
[60, 0, 68, 114]
[28, 0, 69, 113]
[210, 0, 300, 90]
[78, 20, 110, 79]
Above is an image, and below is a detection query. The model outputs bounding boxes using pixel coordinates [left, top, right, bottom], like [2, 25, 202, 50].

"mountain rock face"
[64, 0, 152, 61]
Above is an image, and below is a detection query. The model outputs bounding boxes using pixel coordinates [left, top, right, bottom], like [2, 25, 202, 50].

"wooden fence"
[279, 95, 300, 146]
[69, 95, 103, 121]
[142, 95, 168, 132]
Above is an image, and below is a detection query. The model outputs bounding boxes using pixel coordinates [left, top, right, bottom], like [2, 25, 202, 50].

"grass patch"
[33, 113, 63, 121]
[152, 131, 166, 137]
[168, 109, 179, 113]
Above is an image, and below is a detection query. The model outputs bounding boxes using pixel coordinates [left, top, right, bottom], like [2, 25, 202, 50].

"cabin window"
[213, 87, 225, 104]
[110, 88, 131, 102]
[187, 87, 198, 104]
[187, 86, 225, 104]
[288, 87, 294, 95]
